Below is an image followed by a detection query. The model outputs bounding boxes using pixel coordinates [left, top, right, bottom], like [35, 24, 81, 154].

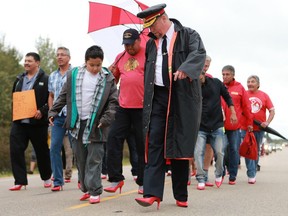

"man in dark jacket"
[135, 3, 206, 208]
[194, 71, 237, 190]
[9, 52, 52, 191]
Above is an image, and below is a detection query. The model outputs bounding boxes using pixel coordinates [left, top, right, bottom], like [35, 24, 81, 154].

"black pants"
[143, 86, 189, 201]
[126, 127, 139, 176]
[10, 123, 52, 185]
[107, 107, 144, 186]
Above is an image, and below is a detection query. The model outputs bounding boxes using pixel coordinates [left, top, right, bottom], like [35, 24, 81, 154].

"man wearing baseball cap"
[104, 28, 146, 196]
[135, 3, 206, 209]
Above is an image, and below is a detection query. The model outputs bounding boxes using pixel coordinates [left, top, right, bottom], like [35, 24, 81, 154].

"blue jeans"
[242, 130, 264, 178]
[225, 129, 241, 181]
[194, 128, 225, 183]
[50, 115, 67, 186]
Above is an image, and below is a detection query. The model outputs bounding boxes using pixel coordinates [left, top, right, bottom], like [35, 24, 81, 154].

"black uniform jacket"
[143, 18, 206, 159]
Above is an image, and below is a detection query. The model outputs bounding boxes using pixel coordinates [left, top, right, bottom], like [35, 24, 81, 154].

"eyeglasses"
[56, 53, 69, 57]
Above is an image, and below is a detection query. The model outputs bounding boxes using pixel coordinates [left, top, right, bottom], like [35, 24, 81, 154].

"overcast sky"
[1, 0, 288, 139]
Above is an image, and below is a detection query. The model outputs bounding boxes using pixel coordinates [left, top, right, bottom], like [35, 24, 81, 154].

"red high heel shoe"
[9, 185, 26, 191]
[51, 185, 63, 191]
[64, 178, 71, 183]
[104, 181, 124, 193]
[80, 193, 90, 201]
[135, 197, 161, 210]
[176, 200, 188, 207]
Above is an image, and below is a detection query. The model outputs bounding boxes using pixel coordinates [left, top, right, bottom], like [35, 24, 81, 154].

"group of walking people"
[9, 2, 275, 210]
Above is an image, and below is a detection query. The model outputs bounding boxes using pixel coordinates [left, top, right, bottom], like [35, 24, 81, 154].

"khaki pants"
[63, 135, 73, 179]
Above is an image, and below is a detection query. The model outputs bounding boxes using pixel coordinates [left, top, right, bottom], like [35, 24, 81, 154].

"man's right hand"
[48, 117, 54, 126]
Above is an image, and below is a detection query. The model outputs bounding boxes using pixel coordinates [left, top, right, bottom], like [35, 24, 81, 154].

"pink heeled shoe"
[64, 178, 71, 183]
[197, 183, 205, 190]
[51, 185, 63, 191]
[135, 197, 161, 210]
[9, 185, 26, 191]
[104, 181, 124, 194]
[44, 179, 52, 188]
[176, 200, 188, 207]
[205, 182, 214, 187]
[215, 177, 224, 188]
[138, 186, 143, 194]
[80, 193, 90, 201]
[89, 195, 100, 204]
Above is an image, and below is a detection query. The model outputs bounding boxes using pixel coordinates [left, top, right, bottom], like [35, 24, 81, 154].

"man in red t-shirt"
[242, 75, 275, 184]
[104, 29, 145, 194]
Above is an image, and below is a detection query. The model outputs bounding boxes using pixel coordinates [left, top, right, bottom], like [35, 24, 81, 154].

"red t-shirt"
[113, 47, 145, 108]
[247, 90, 274, 131]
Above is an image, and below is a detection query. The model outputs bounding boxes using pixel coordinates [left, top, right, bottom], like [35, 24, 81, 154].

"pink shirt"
[113, 47, 145, 108]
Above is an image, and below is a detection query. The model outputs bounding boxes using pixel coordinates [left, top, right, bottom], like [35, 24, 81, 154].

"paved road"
[1, 147, 288, 216]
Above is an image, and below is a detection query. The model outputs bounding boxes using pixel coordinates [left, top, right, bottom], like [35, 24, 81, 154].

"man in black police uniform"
[135, 3, 206, 209]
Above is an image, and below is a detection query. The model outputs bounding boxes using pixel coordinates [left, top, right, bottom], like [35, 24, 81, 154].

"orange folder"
[13, 90, 37, 121]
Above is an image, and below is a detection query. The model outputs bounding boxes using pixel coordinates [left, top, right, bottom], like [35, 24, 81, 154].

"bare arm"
[261, 109, 275, 128]
[48, 92, 54, 109]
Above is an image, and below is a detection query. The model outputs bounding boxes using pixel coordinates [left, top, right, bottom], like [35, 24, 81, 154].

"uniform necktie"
[162, 35, 169, 88]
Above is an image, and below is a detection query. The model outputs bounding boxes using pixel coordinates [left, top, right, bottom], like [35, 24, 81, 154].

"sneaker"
[197, 182, 205, 190]
[248, 177, 256, 184]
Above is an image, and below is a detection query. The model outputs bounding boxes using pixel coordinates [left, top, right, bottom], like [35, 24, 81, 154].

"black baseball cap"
[122, 29, 140, 45]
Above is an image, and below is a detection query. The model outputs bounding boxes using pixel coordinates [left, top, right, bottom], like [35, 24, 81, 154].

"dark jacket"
[12, 68, 49, 125]
[200, 77, 233, 132]
[48, 66, 118, 143]
[143, 18, 206, 159]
